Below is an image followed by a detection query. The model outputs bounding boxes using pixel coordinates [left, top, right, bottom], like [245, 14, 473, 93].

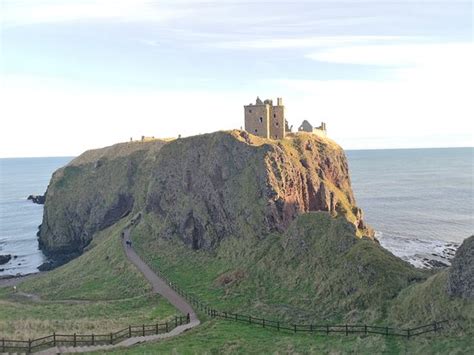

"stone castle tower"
[244, 97, 285, 139]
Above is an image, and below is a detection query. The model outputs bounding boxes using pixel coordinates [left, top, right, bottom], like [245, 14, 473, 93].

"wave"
[377, 231, 459, 269]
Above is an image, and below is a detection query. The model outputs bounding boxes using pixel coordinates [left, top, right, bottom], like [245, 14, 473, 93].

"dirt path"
[11, 227, 201, 354]
[122, 228, 199, 323]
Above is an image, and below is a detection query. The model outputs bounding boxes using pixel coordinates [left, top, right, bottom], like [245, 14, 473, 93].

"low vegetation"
[132, 212, 426, 324]
[0, 221, 179, 340]
[99, 318, 473, 355]
[21, 220, 150, 300]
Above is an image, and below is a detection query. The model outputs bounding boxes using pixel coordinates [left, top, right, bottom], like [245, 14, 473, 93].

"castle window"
[249, 109, 252, 113]
[255, 129, 258, 133]
[259, 117, 263, 123]
[276, 122, 279, 126]
[273, 114, 276, 118]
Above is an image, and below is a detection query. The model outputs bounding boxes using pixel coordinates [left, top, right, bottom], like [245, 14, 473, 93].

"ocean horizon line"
[0, 145, 473, 160]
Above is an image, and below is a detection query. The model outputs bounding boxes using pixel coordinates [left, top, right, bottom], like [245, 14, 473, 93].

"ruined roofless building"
[244, 97, 285, 139]
[298, 120, 327, 138]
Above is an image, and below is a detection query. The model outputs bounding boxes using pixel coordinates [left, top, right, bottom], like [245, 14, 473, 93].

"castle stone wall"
[269, 105, 285, 139]
[244, 104, 270, 138]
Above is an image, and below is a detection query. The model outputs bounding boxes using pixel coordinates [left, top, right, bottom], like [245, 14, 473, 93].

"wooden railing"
[139, 252, 449, 340]
[1, 315, 189, 353]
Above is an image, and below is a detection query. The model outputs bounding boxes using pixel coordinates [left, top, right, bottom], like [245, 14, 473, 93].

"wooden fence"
[1, 315, 189, 353]
[1, 249, 450, 353]
[141, 253, 449, 339]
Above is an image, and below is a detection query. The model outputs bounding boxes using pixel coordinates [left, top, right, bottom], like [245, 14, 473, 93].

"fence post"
[326, 325, 329, 335]
[386, 327, 389, 336]
[235, 313, 238, 321]
[175, 316, 178, 327]
[345, 324, 348, 336]
[407, 329, 410, 339]
[110, 333, 113, 345]
[224, 312, 227, 319]
[277, 321, 280, 331]
[364, 325, 367, 335]
[142, 324, 145, 336]
[92, 334, 94, 345]
[156, 323, 159, 334]
[129, 325, 132, 338]
[294, 324, 297, 333]
[74, 333, 76, 347]
[263, 318, 265, 328]
[28, 339, 31, 353]
[166, 322, 169, 332]
[1, 338, 4, 353]
[249, 315, 252, 324]
[434, 322, 438, 333]
[53, 332, 56, 346]
[310, 324, 313, 333]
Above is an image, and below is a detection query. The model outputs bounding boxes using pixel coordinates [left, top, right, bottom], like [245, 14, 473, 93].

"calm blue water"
[0, 157, 72, 276]
[347, 147, 473, 266]
[0, 148, 472, 275]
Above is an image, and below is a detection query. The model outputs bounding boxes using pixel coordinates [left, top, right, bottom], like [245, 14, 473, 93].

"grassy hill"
[6, 131, 471, 352]
[0, 220, 179, 340]
[131, 212, 428, 324]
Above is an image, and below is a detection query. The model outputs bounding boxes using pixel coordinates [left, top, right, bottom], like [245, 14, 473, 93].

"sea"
[0, 148, 473, 276]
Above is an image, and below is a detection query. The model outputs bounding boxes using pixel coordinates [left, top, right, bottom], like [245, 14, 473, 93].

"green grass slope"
[22, 220, 150, 300]
[98, 319, 472, 355]
[132, 212, 425, 324]
[0, 220, 179, 340]
[390, 271, 474, 333]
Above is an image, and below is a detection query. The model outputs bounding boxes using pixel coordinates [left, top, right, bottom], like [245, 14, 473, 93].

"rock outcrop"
[0, 254, 12, 265]
[27, 194, 46, 204]
[447, 235, 474, 299]
[38, 131, 373, 264]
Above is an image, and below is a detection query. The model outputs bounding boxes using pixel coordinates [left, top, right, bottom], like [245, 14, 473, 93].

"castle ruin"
[244, 97, 286, 139]
[298, 120, 327, 138]
[244, 97, 327, 139]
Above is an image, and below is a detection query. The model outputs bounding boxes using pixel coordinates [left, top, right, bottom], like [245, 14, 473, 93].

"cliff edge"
[447, 235, 474, 299]
[38, 130, 373, 263]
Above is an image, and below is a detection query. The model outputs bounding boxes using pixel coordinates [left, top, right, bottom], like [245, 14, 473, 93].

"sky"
[0, 0, 473, 157]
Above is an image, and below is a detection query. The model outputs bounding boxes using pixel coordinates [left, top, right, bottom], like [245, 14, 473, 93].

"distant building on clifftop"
[244, 97, 327, 139]
[244, 97, 286, 139]
[298, 120, 327, 138]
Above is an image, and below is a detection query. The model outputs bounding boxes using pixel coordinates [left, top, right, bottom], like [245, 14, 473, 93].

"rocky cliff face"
[39, 131, 373, 262]
[38, 140, 167, 260]
[447, 235, 474, 299]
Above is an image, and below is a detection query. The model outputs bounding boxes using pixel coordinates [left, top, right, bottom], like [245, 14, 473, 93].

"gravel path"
[35, 227, 200, 354]
[122, 228, 198, 323]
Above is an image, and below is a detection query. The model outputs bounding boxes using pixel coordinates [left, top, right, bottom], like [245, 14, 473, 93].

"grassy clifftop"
[39, 130, 372, 263]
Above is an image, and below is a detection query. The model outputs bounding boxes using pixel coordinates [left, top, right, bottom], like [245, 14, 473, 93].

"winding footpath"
[35, 228, 200, 354]
[121, 229, 198, 323]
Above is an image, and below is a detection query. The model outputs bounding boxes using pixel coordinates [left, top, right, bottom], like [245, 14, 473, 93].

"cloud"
[272, 71, 473, 149]
[1, 0, 192, 28]
[212, 36, 409, 50]
[306, 42, 474, 67]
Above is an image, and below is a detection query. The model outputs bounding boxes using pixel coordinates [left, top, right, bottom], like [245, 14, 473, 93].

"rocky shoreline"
[378, 233, 460, 269]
